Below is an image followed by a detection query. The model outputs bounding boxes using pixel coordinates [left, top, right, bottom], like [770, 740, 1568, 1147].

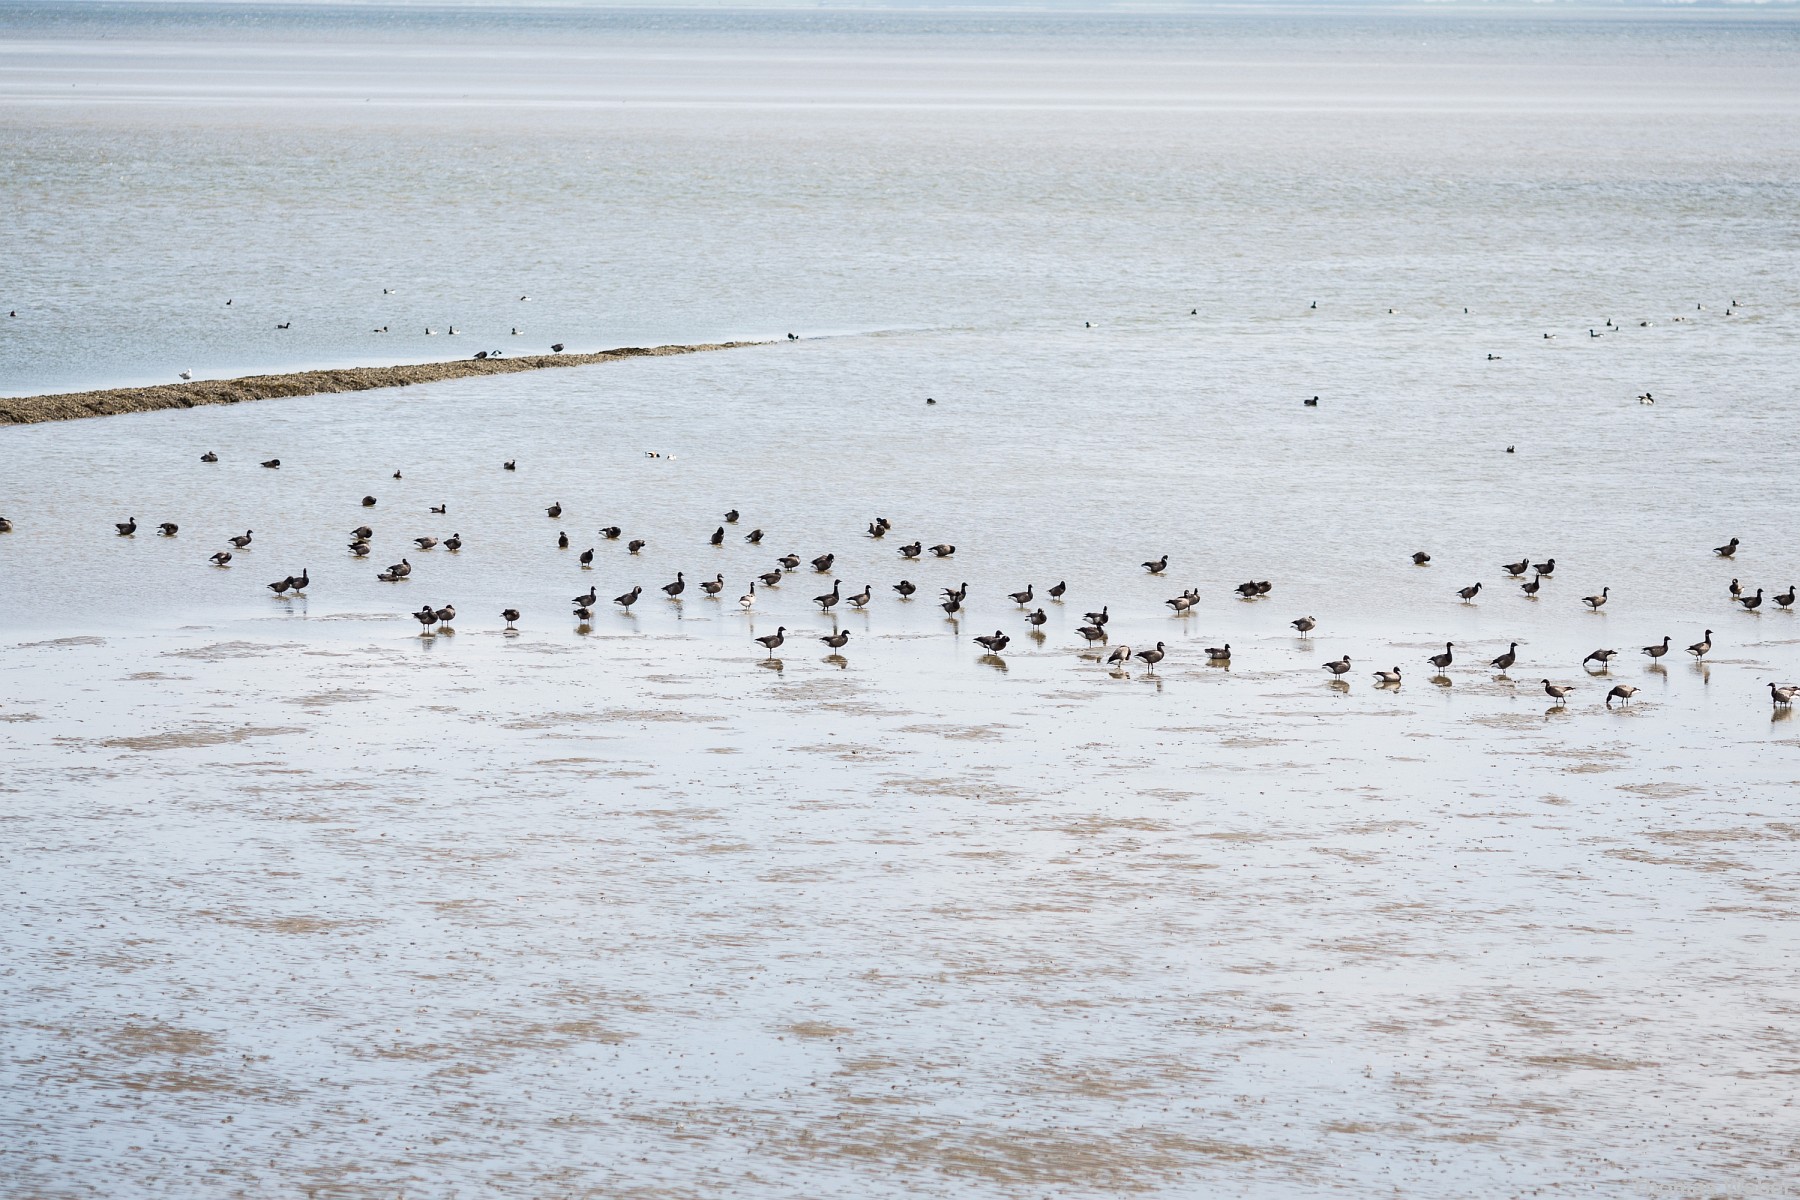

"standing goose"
[115, 517, 138, 536]
[1412, 551, 1431, 566]
[290, 568, 308, 592]
[710, 527, 725, 546]
[1047, 581, 1067, 599]
[573, 606, 592, 623]
[1541, 679, 1574, 705]
[413, 606, 437, 633]
[1729, 578, 1741, 599]
[268, 575, 295, 596]
[1583, 587, 1610, 611]
[867, 521, 886, 539]
[557, 531, 570, 549]
[1135, 642, 1167, 672]
[941, 596, 962, 617]
[1323, 656, 1352, 676]
[1106, 644, 1132, 668]
[812, 553, 835, 573]
[1026, 608, 1048, 630]
[724, 509, 740, 524]
[229, 530, 254, 549]
[1373, 667, 1403, 685]
[573, 586, 598, 608]
[579, 547, 596, 567]
[893, 580, 916, 598]
[1501, 557, 1529, 576]
[1770, 683, 1798, 708]
[1143, 554, 1168, 574]
[739, 583, 756, 610]
[701, 574, 726, 597]
[210, 551, 232, 567]
[546, 503, 562, 519]
[351, 525, 373, 541]
[614, 586, 642, 610]
[1234, 581, 1260, 598]
[820, 630, 850, 652]
[930, 544, 956, 558]
[756, 627, 786, 658]
[899, 542, 923, 559]
[974, 631, 1010, 655]
[628, 539, 646, 554]
[1714, 537, 1740, 557]
[601, 526, 622, 540]
[392, 559, 411, 578]
[1737, 588, 1764, 612]
[1254, 581, 1273, 595]
[444, 534, 461, 552]
[1076, 624, 1107, 645]
[814, 581, 841, 611]
[434, 605, 455, 630]
[1490, 642, 1519, 671]
[745, 528, 764, 544]
[1532, 558, 1556, 577]
[778, 554, 802, 570]
[1204, 643, 1231, 662]
[759, 570, 783, 588]
[1427, 642, 1455, 673]
[414, 536, 439, 551]
[847, 585, 872, 609]
[1084, 606, 1109, 628]
[1775, 586, 1796, 610]
[1606, 684, 1638, 707]
[157, 522, 178, 537]
[1457, 582, 1483, 602]
[1521, 575, 1542, 597]
[1583, 648, 1618, 668]
[1642, 635, 1671, 662]
[942, 582, 968, 604]
[662, 572, 686, 599]
[1009, 584, 1034, 607]
[1166, 593, 1196, 614]
[502, 608, 520, 630]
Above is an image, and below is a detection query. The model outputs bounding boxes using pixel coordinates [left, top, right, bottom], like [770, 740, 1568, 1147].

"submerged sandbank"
[0, 340, 766, 426]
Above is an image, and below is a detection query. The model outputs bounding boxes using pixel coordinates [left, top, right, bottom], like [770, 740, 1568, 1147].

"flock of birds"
[31, 451, 1794, 714]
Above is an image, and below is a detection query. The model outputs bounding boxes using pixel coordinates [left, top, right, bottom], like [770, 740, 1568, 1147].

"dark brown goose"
[759, 571, 783, 588]
[1255, 581, 1273, 595]
[1084, 605, 1109, 627]
[157, 522, 178, 536]
[1642, 635, 1670, 661]
[1412, 551, 1431, 565]
[755, 627, 786, 658]
[1291, 616, 1316, 635]
[200, 452, 218, 463]
[1583, 587, 1610, 611]
[1009, 584, 1034, 607]
[1737, 588, 1763, 612]
[502, 608, 520, 630]
[1776, 586, 1796, 610]
[1205, 643, 1231, 661]
[1583, 648, 1617, 667]
[1490, 642, 1519, 671]
[434, 605, 455, 629]
[503, 459, 515, 470]
[1047, 581, 1067, 599]
[614, 586, 641, 609]
[1166, 592, 1197, 614]
[745, 528, 764, 544]
[1688, 629, 1713, 658]
[210, 550, 232, 566]
[558, 531, 570, 549]
[710, 527, 725, 546]
[1235, 581, 1259, 597]
[1501, 557, 1529, 576]
[1606, 684, 1638, 707]
[261, 459, 280, 469]
[701, 574, 726, 597]
[0, 517, 10, 533]
[1521, 574, 1542, 597]
[1457, 582, 1482, 601]
[1374, 667, 1402, 685]
[600, 526, 622, 540]
[546, 503, 562, 518]
[778, 554, 801, 570]
[573, 606, 592, 623]
[289, 568, 308, 592]
[1541, 679, 1573, 705]
[1026, 608, 1047, 629]
[444, 534, 461, 551]
[724, 509, 739, 523]
[348, 540, 370, 557]
[1135, 642, 1167, 672]
[414, 536, 438, 550]
[573, 586, 597, 607]
[867, 521, 886, 539]
[943, 582, 968, 603]
[268, 575, 294, 595]
[351, 525, 373, 541]
[1427, 642, 1454, 673]
[974, 631, 1010, 655]
[814, 580, 841, 611]
[820, 630, 850, 652]
[812, 553, 835, 573]
[899, 542, 922, 559]
[115, 517, 137, 536]
[1714, 537, 1740, 558]
[1729, 578, 1741, 598]
[930, 544, 955, 558]
[662, 572, 686, 599]
[1076, 624, 1107, 644]
[413, 605, 437, 632]
[893, 580, 916, 598]
[628, 539, 646, 553]
[1532, 558, 1555, 576]
[1106, 644, 1132, 667]
[847, 585, 872, 609]
[228, 530, 253, 548]
[1143, 554, 1167, 574]
[1771, 683, 1798, 708]
[941, 596, 962, 616]
[362, 495, 377, 507]
[1323, 655, 1351, 676]
[430, 503, 446, 514]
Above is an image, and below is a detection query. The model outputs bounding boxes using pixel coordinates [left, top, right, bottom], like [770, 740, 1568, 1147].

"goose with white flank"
[1323, 656, 1352, 676]
[1606, 684, 1638, 707]
[1135, 642, 1166, 672]
[1541, 679, 1574, 705]
[755, 627, 786, 658]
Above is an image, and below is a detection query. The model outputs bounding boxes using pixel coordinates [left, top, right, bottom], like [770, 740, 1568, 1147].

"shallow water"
[4, 5, 1800, 1198]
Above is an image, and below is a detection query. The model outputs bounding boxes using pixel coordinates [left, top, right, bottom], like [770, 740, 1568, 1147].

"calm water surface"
[2, 5, 1799, 1198]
